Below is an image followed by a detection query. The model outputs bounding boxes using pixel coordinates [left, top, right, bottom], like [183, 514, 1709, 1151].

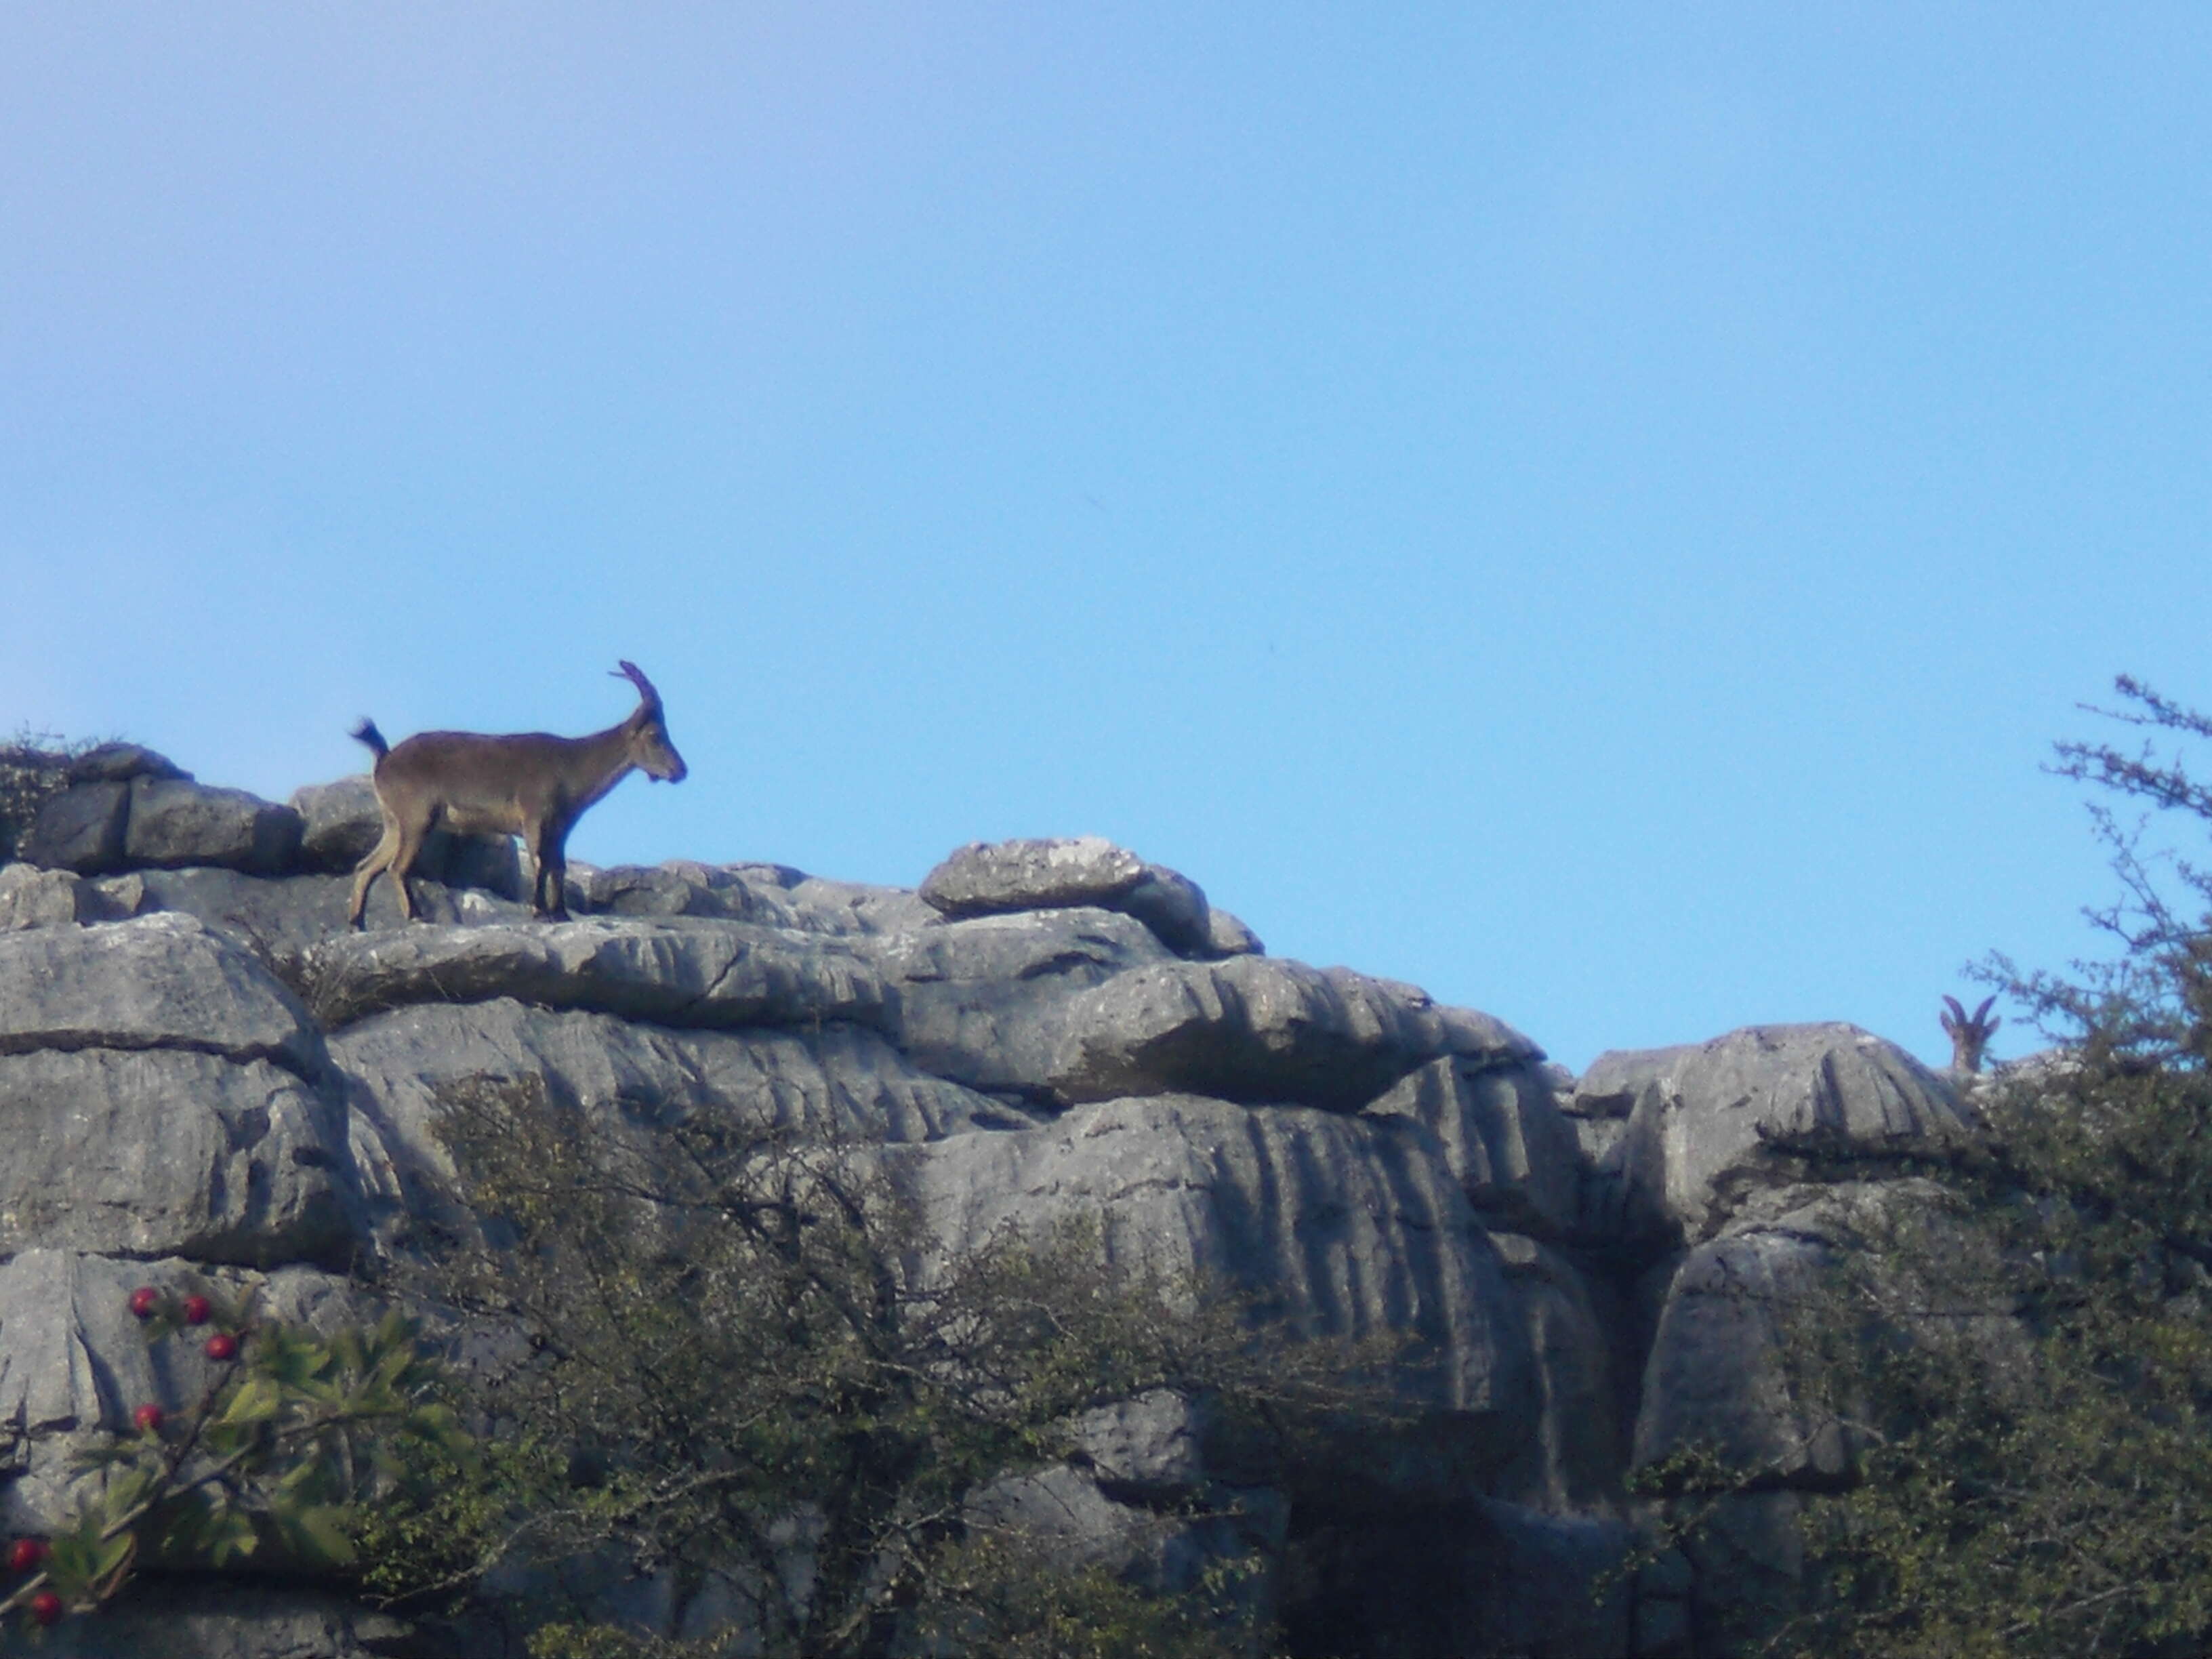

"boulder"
[782, 872, 941, 937]
[1364, 1057, 1582, 1237]
[0, 1048, 359, 1266]
[1046, 954, 1541, 1113]
[66, 743, 190, 784]
[870, 906, 1175, 1097]
[0, 861, 98, 929]
[888, 1094, 1539, 1487]
[20, 781, 129, 873]
[1631, 1191, 1860, 1486]
[1203, 906, 1265, 958]
[1486, 1232, 1624, 1514]
[920, 836, 1215, 955]
[1576, 1023, 1972, 1245]
[91, 865, 533, 960]
[305, 916, 890, 1032]
[331, 996, 1036, 1231]
[0, 912, 326, 1079]
[966, 1462, 1288, 1607]
[122, 777, 303, 875]
[571, 860, 806, 927]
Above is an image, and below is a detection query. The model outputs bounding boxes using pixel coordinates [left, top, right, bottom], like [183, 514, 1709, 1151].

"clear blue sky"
[5, 5, 2209, 1074]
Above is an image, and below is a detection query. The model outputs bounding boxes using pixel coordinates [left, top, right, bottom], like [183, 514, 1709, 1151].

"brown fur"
[347, 662, 687, 927]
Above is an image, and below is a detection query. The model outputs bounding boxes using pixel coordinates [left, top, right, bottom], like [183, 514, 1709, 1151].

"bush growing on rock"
[386, 1075, 1394, 1658]
[1636, 678, 2212, 1658]
[0, 1286, 464, 1646]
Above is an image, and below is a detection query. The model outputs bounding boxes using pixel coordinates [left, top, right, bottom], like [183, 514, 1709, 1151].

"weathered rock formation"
[0, 763, 1976, 1657]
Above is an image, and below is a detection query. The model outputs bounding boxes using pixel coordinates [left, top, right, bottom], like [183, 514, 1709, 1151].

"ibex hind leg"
[347, 825, 403, 929]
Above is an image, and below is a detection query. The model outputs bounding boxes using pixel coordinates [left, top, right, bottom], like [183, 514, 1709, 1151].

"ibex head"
[1940, 994, 2001, 1073]
[612, 661, 688, 784]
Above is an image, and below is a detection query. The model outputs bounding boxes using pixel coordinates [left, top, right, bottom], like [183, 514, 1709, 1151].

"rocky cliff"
[0, 745, 1977, 1658]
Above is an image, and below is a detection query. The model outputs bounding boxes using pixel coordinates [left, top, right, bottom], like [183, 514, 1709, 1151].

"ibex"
[1941, 994, 2002, 1074]
[346, 661, 687, 928]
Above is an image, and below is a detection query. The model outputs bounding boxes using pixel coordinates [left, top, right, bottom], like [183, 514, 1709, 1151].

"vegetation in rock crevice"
[1634, 676, 2212, 1659]
[366, 1073, 1399, 1658]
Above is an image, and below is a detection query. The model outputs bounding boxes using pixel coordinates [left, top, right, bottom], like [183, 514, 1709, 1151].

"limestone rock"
[0, 862, 99, 929]
[870, 906, 1174, 1097]
[0, 1252, 375, 1534]
[0, 912, 326, 1078]
[889, 1094, 1539, 1486]
[1046, 954, 1542, 1113]
[782, 872, 941, 936]
[966, 1462, 1288, 1605]
[1203, 905, 1265, 958]
[20, 781, 129, 873]
[0, 1048, 359, 1265]
[306, 916, 890, 1032]
[1486, 1231, 1624, 1514]
[1577, 1023, 1971, 1245]
[1364, 1057, 1581, 1237]
[1073, 1389, 1218, 1497]
[66, 743, 190, 784]
[35, 1582, 419, 1659]
[572, 860, 806, 927]
[920, 836, 1215, 955]
[331, 996, 1036, 1235]
[94, 865, 531, 960]
[122, 777, 303, 875]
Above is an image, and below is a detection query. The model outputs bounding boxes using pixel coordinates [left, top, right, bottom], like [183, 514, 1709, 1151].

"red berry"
[128, 1286, 161, 1320]
[28, 1589, 61, 1626]
[5, 1538, 45, 1574]
[131, 1403, 164, 1434]
[204, 1332, 238, 1361]
[181, 1294, 212, 1326]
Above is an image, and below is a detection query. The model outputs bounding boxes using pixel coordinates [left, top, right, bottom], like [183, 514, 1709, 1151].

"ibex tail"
[350, 719, 389, 760]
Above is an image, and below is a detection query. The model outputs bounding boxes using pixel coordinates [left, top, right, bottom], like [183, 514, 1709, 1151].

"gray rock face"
[306, 916, 890, 1032]
[0, 1049, 359, 1266]
[1365, 1057, 1581, 1238]
[0, 775, 1996, 1656]
[0, 912, 326, 1078]
[920, 836, 1216, 955]
[870, 906, 1175, 1097]
[0, 861, 98, 929]
[93, 865, 531, 958]
[571, 860, 807, 926]
[1047, 954, 1542, 1113]
[1631, 1216, 1847, 1485]
[1488, 1231, 1625, 1514]
[0, 1252, 373, 1534]
[889, 1094, 1538, 1461]
[331, 997, 1036, 1235]
[67, 743, 190, 785]
[22, 780, 130, 873]
[1576, 1023, 1971, 1246]
[122, 777, 303, 874]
